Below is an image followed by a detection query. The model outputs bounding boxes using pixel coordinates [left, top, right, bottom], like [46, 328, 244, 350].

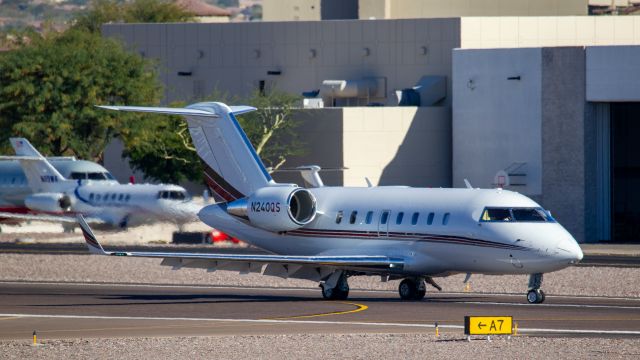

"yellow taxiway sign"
[464, 316, 513, 335]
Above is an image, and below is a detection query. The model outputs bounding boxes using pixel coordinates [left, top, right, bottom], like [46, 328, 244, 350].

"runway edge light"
[464, 316, 513, 336]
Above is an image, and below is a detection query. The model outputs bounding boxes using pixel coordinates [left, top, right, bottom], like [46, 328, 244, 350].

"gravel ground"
[1, 254, 639, 359]
[0, 253, 638, 297]
[2, 334, 639, 360]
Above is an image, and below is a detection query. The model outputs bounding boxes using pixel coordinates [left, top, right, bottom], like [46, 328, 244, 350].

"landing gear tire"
[399, 278, 426, 301]
[527, 289, 545, 304]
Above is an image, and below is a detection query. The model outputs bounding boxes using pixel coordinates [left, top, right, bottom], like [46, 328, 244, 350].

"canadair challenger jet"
[87, 102, 583, 304]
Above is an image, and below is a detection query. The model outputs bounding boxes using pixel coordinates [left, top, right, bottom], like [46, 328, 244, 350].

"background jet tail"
[98, 103, 273, 202]
[7, 138, 69, 193]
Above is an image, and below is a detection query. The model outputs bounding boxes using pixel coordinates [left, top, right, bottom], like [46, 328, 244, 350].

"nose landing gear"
[526, 273, 545, 304]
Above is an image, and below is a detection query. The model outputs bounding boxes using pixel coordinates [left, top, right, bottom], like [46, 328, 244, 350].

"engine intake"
[227, 186, 317, 232]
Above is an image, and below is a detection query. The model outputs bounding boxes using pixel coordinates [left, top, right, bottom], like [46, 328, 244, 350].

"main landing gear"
[526, 273, 546, 304]
[398, 277, 441, 301]
[320, 271, 349, 300]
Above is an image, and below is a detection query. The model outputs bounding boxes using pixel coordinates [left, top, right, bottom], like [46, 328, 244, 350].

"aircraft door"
[378, 210, 390, 237]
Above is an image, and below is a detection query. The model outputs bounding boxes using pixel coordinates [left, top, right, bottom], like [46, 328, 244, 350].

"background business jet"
[0, 138, 200, 229]
[87, 102, 583, 304]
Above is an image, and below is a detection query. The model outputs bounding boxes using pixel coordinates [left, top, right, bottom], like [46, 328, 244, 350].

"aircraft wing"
[0, 212, 104, 224]
[77, 215, 404, 280]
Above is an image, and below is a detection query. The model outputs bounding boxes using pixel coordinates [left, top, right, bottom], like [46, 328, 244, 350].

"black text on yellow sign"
[464, 316, 513, 335]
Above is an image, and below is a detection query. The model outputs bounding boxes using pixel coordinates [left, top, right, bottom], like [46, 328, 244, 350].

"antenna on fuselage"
[365, 177, 373, 188]
[463, 179, 473, 189]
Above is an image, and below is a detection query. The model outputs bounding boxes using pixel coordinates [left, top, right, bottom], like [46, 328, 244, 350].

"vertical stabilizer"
[9, 138, 67, 192]
[97, 102, 273, 202]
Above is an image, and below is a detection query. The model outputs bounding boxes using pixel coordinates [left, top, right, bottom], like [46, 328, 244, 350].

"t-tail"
[98, 103, 273, 203]
[3, 138, 68, 193]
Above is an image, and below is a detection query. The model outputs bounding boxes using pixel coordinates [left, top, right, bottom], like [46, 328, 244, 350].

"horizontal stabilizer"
[96, 105, 220, 118]
[228, 106, 257, 116]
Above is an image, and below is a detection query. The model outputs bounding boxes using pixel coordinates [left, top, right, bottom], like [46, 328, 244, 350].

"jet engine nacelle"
[227, 186, 317, 232]
[25, 193, 73, 213]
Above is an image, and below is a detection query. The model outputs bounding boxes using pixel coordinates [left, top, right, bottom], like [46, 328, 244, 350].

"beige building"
[263, 0, 588, 21]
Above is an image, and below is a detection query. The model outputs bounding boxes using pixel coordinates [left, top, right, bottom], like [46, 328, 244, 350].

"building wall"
[539, 47, 587, 243]
[359, 0, 587, 19]
[342, 107, 451, 187]
[103, 19, 460, 105]
[461, 16, 640, 49]
[452, 48, 542, 195]
[273, 107, 451, 188]
[587, 46, 640, 101]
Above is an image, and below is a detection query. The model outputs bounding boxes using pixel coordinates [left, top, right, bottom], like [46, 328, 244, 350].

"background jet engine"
[24, 193, 73, 213]
[226, 186, 317, 232]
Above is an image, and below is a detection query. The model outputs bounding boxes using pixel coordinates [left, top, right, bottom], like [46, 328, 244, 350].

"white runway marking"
[1, 313, 639, 336]
[457, 301, 640, 310]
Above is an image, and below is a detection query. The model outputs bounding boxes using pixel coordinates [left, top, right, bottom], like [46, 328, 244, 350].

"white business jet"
[84, 102, 583, 303]
[0, 138, 200, 229]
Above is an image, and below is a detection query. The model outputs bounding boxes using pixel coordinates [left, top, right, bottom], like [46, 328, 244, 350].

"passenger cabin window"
[442, 213, 450, 225]
[89, 193, 94, 200]
[426, 212, 435, 225]
[95, 194, 101, 201]
[365, 211, 373, 224]
[480, 208, 553, 222]
[335, 211, 343, 224]
[111, 193, 117, 200]
[125, 194, 131, 201]
[349, 211, 357, 224]
[380, 211, 389, 225]
[118, 194, 124, 201]
[411, 212, 419, 225]
[396, 212, 404, 225]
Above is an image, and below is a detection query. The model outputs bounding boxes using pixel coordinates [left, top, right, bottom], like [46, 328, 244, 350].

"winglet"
[77, 215, 106, 255]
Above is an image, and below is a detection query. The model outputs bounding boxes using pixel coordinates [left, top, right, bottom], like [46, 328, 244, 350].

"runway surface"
[0, 281, 638, 340]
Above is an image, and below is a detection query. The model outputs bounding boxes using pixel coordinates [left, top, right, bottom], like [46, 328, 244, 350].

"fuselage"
[199, 186, 583, 277]
[0, 159, 116, 214]
[0, 159, 199, 227]
[71, 182, 200, 226]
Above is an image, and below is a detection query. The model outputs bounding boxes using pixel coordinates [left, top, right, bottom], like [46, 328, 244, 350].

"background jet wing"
[0, 212, 104, 224]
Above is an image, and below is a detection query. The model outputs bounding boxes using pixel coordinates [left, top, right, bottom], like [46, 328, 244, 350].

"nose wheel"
[526, 273, 545, 304]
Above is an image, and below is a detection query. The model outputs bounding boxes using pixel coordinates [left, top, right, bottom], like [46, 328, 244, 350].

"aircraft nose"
[556, 237, 583, 264]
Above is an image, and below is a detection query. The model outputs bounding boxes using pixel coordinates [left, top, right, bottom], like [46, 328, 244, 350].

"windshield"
[480, 207, 554, 222]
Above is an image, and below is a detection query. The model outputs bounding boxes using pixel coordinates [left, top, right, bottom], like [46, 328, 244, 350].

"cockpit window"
[170, 191, 186, 200]
[481, 207, 554, 222]
[88, 172, 106, 180]
[482, 208, 513, 222]
[512, 208, 549, 222]
[70, 172, 87, 180]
